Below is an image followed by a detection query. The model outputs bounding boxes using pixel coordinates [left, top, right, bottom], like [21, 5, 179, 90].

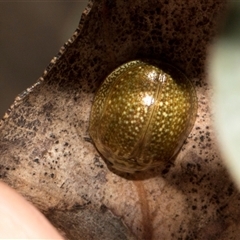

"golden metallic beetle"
[89, 59, 197, 173]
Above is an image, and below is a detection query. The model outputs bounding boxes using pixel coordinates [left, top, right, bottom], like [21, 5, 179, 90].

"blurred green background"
[0, 1, 88, 117]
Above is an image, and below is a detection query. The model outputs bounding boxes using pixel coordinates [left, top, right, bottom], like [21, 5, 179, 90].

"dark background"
[0, 1, 88, 117]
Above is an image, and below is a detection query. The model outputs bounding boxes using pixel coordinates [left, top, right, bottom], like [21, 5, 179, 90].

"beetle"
[89, 59, 197, 173]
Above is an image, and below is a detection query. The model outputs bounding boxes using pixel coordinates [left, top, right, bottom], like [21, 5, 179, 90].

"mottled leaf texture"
[0, 1, 237, 240]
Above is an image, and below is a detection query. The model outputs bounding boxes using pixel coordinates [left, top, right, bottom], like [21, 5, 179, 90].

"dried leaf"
[1, 1, 237, 240]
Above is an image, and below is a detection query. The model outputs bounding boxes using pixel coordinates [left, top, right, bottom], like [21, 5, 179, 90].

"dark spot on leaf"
[100, 204, 108, 213]
[33, 158, 40, 164]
